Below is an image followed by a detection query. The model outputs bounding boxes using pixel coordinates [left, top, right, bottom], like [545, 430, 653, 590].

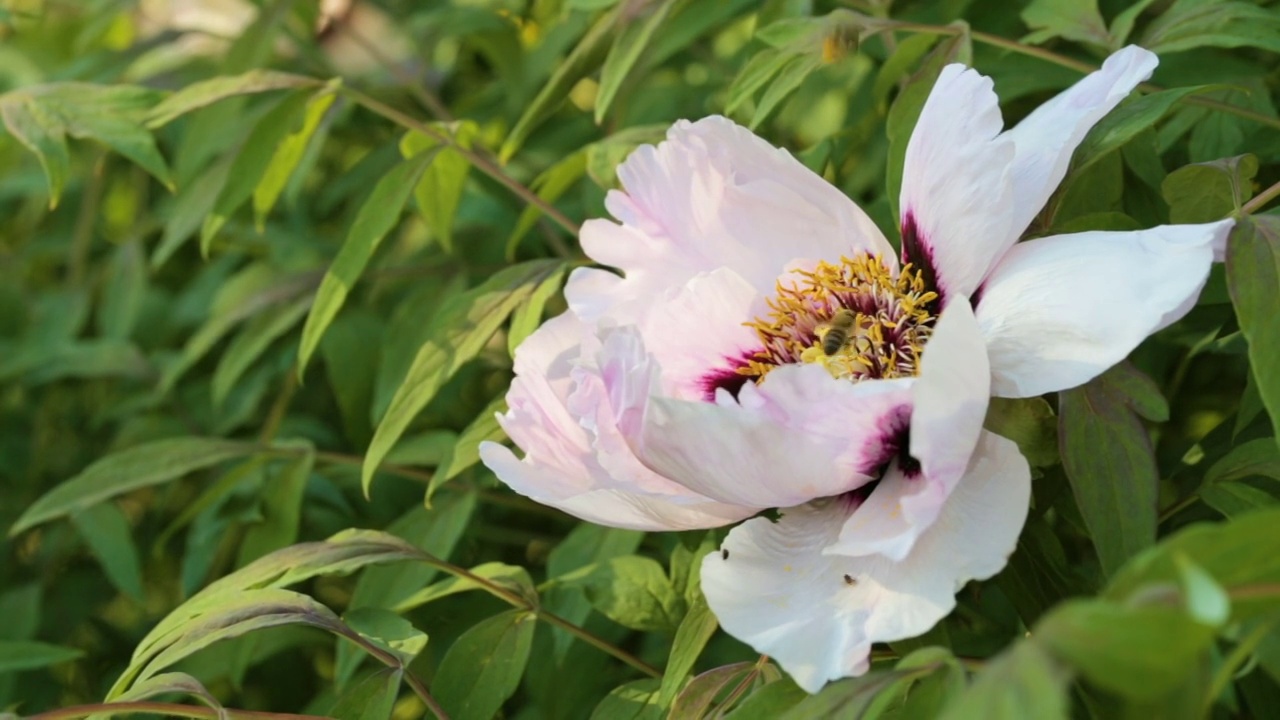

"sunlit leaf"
[1226, 216, 1280, 448]
[434, 610, 536, 720]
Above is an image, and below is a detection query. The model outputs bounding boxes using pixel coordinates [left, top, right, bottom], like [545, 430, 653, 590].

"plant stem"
[340, 87, 582, 238]
[21, 702, 325, 720]
[1243, 179, 1280, 215]
[336, 627, 451, 720]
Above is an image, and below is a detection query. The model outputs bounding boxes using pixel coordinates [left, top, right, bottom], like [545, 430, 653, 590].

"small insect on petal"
[843, 574, 857, 586]
[722, 548, 730, 560]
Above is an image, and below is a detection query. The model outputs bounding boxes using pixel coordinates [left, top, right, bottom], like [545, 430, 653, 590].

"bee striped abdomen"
[821, 309, 857, 356]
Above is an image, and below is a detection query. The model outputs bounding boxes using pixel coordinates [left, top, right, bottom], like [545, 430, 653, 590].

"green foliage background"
[2, 0, 1280, 718]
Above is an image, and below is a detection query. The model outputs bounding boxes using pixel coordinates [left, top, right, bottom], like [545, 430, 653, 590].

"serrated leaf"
[362, 259, 564, 496]
[1226, 216, 1280, 449]
[595, 0, 678, 123]
[10, 438, 253, 536]
[146, 70, 322, 127]
[253, 83, 338, 228]
[501, 9, 618, 162]
[1059, 364, 1165, 576]
[1162, 154, 1257, 224]
[0, 641, 83, 674]
[434, 610, 536, 720]
[297, 150, 437, 376]
[71, 503, 145, 602]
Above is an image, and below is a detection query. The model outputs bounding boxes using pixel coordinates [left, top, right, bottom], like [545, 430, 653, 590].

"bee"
[820, 309, 858, 356]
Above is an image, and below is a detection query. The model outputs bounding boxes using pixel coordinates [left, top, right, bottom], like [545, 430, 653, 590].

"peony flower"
[480, 45, 1233, 692]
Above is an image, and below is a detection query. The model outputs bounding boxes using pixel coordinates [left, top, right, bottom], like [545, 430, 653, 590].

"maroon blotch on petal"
[900, 211, 942, 312]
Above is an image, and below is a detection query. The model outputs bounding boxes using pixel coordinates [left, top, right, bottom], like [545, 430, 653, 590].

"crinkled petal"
[479, 443, 751, 531]
[483, 311, 755, 531]
[628, 362, 914, 509]
[899, 64, 1016, 303]
[575, 116, 894, 320]
[1001, 46, 1157, 241]
[976, 220, 1234, 398]
[701, 431, 1031, 693]
[828, 301, 991, 560]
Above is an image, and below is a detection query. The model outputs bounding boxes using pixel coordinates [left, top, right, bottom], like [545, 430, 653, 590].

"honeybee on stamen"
[820, 309, 858, 356]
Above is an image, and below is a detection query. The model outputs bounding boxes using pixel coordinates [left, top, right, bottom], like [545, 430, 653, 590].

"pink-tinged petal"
[484, 311, 755, 532]
[628, 362, 914, 508]
[976, 220, 1234, 398]
[701, 431, 1031, 693]
[479, 443, 752, 531]
[899, 64, 1016, 303]
[828, 301, 991, 560]
[580, 116, 894, 316]
[1001, 46, 1157, 241]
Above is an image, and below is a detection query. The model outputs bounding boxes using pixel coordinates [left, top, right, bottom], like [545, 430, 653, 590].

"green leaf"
[431, 398, 507, 501]
[434, 610, 536, 720]
[10, 437, 252, 537]
[1106, 508, 1280, 621]
[582, 555, 684, 632]
[253, 83, 339, 228]
[236, 446, 314, 566]
[146, 70, 322, 127]
[200, 91, 314, 255]
[938, 642, 1069, 720]
[1161, 154, 1258, 224]
[507, 151, 586, 259]
[657, 590, 719, 708]
[109, 530, 423, 698]
[886, 31, 970, 221]
[591, 678, 663, 720]
[212, 295, 311, 408]
[668, 662, 755, 719]
[1109, 0, 1161, 46]
[153, 158, 231, 269]
[508, 265, 565, 355]
[71, 503, 145, 602]
[724, 677, 807, 719]
[1205, 438, 1280, 485]
[330, 668, 402, 720]
[400, 123, 478, 252]
[0, 641, 83, 675]
[585, 125, 667, 189]
[779, 670, 920, 720]
[725, 48, 792, 115]
[749, 53, 822, 129]
[1141, 0, 1280, 54]
[1226, 216, 1280, 449]
[343, 608, 428, 665]
[98, 241, 147, 341]
[1200, 481, 1278, 518]
[0, 93, 69, 207]
[392, 562, 535, 613]
[595, 0, 678, 123]
[1020, 0, 1110, 48]
[113, 672, 226, 715]
[362, 259, 564, 496]
[984, 397, 1059, 467]
[501, 9, 619, 162]
[545, 524, 645, 660]
[296, 150, 437, 376]
[1036, 599, 1216, 700]
[1072, 85, 1219, 175]
[1059, 364, 1165, 576]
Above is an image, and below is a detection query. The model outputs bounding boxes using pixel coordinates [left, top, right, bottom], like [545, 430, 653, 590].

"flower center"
[738, 254, 938, 383]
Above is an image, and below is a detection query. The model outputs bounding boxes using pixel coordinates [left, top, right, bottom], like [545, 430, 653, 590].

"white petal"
[578, 116, 894, 319]
[1001, 46, 1157, 240]
[701, 431, 1031, 693]
[976, 220, 1234, 398]
[828, 301, 991, 560]
[899, 64, 1016, 303]
[630, 363, 915, 508]
[480, 443, 751, 531]
[484, 312, 755, 531]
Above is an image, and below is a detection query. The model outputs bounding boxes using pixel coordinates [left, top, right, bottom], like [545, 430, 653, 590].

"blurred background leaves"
[1, 0, 1279, 717]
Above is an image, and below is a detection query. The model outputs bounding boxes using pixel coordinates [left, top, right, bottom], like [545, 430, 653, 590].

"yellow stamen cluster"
[738, 254, 938, 383]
